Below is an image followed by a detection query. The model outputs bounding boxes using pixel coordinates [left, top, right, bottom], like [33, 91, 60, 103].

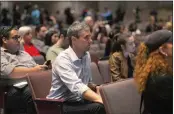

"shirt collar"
[67, 46, 87, 62]
[1, 47, 21, 55]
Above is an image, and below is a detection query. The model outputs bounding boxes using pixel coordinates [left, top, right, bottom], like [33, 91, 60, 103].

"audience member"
[145, 16, 159, 33]
[44, 30, 59, 46]
[32, 25, 48, 54]
[47, 21, 106, 114]
[84, 16, 94, 32]
[13, 4, 21, 26]
[18, 26, 41, 57]
[31, 4, 40, 25]
[164, 21, 172, 31]
[134, 30, 172, 114]
[46, 30, 69, 63]
[64, 7, 74, 25]
[109, 33, 136, 82]
[0, 26, 47, 114]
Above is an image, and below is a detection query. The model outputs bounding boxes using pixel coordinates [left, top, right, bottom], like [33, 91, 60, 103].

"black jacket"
[142, 73, 173, 114]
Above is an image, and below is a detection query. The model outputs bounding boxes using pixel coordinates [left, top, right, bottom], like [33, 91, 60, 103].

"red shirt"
[24, 43, 41, 56]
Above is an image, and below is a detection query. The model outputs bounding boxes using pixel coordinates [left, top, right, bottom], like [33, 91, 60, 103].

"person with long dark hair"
[109, 33, 136, 82]
[46, 30, 69, 63]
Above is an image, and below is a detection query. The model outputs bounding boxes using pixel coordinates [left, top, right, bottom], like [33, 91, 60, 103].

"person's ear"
[2, 37, 7, 44]
[72, 36, 77, 42]
[159, 46, 168, 56]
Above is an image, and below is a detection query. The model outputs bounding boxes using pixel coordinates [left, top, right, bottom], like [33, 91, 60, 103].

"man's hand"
[93, 97, 103, 104]
[88, 83, 98, 92]
[33, 65, 48, 71]
[96, 86, 101, 95]
[83, 89, 103, 104]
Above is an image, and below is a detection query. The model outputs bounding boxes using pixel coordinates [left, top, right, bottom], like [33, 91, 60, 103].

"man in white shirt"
[47, 21, 106, 114]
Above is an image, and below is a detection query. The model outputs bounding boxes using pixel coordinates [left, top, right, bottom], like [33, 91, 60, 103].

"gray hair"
[18, 26, 32, 37]
[84, 16, 93, 22]
[67, 21, 90, 46]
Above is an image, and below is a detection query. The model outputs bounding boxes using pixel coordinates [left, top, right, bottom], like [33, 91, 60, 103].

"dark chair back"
[90, 62, 104, 85]
[98, 60, 111, 83]
[100, 79, 141, 114]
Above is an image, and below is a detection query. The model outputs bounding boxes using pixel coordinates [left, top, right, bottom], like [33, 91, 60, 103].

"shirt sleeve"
[109, 54, 123, 81]
[1, 56, 16, 76]
[54, 54, 90, 97]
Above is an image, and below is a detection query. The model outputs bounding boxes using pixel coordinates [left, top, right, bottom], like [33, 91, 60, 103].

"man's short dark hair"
[67, 21, 90, 46]
[35, 25, 46, 33]
[0, 26, 14, 46]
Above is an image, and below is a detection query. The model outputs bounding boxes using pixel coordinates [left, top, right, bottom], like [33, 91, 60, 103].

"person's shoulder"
[147, 73, 173, 86]
[19, 50, 32, 57]
[112, 52, 122, 58]
[47, 45, 55, 52]
[52, 45, 64, 51]
[55, 49, 70, 62]
[32, 39, 41, 43]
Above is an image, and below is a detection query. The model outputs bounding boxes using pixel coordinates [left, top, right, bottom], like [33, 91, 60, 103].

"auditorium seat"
[89, 51, 99, 64]
[0, 88, 5, 114]
[90, 62, 104, 85]
[98, 60, 111, 83]
[99, 79, 141, 114]
[27, 71, 64, 114]
[90, 44, 100, 52]
[99, 43, 106, 50]
[32, 55, 45, 65]
[0, 73, 27, 114]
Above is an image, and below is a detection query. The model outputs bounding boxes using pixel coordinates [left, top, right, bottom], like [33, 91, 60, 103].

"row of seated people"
[0, 22, 172, 114]
[17, 25, 107, 65]
[1, 22, 135, 114]
[18, 25, 68, 65]
[18, 25, 137, 84]
[0, 22, 107, 114]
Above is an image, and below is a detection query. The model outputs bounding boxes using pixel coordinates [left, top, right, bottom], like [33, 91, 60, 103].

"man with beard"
[32, 25, 48, 54]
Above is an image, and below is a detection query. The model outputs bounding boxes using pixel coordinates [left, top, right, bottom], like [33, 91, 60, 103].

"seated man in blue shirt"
[47, 21, 106, 114]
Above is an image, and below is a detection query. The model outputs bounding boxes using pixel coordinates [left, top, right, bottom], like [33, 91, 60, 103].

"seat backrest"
[33, 55, 45, 65]
[89, 51, 99, 64]
[27, 70, 52, 99]
[96, 50, 105, 58]
[100, 79, 141, 114]
[90, 44, 100, 52]
[99, 43, 106, 50]
[98, 60, 111, 83]
[90, 62, 104, 85]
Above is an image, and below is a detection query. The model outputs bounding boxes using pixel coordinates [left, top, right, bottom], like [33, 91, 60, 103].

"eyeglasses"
[11, 35, 21, 41]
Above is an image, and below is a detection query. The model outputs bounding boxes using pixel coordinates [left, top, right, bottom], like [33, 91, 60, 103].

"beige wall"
[1, 1, 172, 23]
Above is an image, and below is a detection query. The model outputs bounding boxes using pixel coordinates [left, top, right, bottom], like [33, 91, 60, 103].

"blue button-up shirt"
[47, 46, 92, 102]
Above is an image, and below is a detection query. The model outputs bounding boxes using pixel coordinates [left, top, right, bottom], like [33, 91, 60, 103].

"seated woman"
[46, 30, 69, 63]
[44, 30, 59, 47]
[134, 30, 172, 114]
[109, 33, 136, 82]
[19, 26, 46, 64]
[18, 26, 41, 57]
